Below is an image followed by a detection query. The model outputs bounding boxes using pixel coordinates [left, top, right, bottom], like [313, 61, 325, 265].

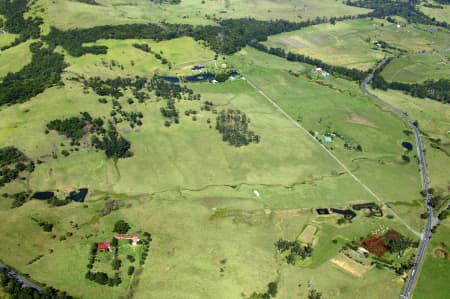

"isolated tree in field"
[267, 281, 278, 297]
[113, 220, 131, 234]
[308, 289, 323, 299]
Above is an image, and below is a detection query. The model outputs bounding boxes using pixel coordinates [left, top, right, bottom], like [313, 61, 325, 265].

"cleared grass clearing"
[48, 0, 370, 30]
[265, 18, 450, 70]
[0, 32, 17, 48]
[62, 37, 216, 78]
[0, 40, 33, 78]
[381, 53, 450, 83]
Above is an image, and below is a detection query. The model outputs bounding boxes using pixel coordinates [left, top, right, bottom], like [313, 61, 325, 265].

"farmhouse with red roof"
[97, 242, 111, 251]
[115, 234, 140, 245]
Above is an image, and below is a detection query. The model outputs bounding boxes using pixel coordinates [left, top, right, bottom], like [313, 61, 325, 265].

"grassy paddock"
[47, 0, 370, 30]
[418, 1, 450, 23]
[0, 40, 33, 78]
[264, 18, 450, 70]
[381, 53, 450, 83]
[368, 88, 450, 193]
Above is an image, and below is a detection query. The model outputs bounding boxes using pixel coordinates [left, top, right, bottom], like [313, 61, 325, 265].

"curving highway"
[360, 59, 433, 299]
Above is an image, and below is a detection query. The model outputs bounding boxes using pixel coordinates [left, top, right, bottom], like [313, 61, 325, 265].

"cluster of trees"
[251, 42, 368, 82]
[0, 146, 34, 187]
[386, 237, 417, 255]
[275, 239, 313, 264]
[0, 0, 43, 50]
[216, 109, 260, 147]
[113, 220, 131, 234]
[247, 281, 278, 299]
[91, 125, 132, 159]
[161, 99, 179, 126]
[9, 192, 31, 208]
[37, 220, 54, 232]
[0, 44, 66, 105]
[132, 43, 152, 53]
[111, 99, 144, 128]
[46, 112, 104, 142]
[0, 268, 73, 299]
[345, 0, 449, 28]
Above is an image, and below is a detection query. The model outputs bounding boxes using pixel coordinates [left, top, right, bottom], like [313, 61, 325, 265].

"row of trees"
[216, 109, 260, 147]
[372, 70, 449, 103]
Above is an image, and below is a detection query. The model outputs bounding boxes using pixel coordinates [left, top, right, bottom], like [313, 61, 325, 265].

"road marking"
[244, 77, 422, 237]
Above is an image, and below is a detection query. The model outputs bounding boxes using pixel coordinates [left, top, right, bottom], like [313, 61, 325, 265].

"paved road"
[0, 262, 41, 292]
[360, 59, 433, 299]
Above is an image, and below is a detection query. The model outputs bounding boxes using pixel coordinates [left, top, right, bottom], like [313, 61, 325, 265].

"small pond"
[32, 192, 54, 200]
[402, 141, 413, 151]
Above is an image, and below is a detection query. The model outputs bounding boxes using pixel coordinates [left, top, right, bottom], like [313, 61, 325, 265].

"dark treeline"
[0, 0, 43, 49]
[0, 42, 66, 105]
[345, 0, 449, 28]
[372, 58, 449, 103]
[251, 42, 368, 82]
[43, 15, 369, 57]
[0, 268, 73, 299]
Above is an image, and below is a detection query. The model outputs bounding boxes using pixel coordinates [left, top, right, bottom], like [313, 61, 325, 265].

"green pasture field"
[418, 1, 450, 23]
[0, 40, 33, 78]
[0, 32, 440, 299]
[47, 0, 370, 30]
[368, 88, 450, 194]
[0, 32, 17, 48]
[414, 218, 450, 299]
[0, 189, 417, 299]
[381, 52, 450, 83]
[229, 48, 424, 226]
[264, 18, 450, 70]
[63, 37, 216, 78]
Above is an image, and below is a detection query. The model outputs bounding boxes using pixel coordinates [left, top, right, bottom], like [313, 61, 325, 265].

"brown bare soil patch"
[330, 254, 369, 278]
[346, 113, 377, 128]
[298, 225, 317, 243]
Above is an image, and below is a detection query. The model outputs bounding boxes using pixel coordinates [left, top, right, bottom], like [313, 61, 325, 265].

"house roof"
[97, 242, 110, 250]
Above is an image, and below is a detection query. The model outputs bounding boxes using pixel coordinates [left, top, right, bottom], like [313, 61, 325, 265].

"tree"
[113, 220, 131, 234]
[308, 289, 323, 299]
[267, 281, 278, 297]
